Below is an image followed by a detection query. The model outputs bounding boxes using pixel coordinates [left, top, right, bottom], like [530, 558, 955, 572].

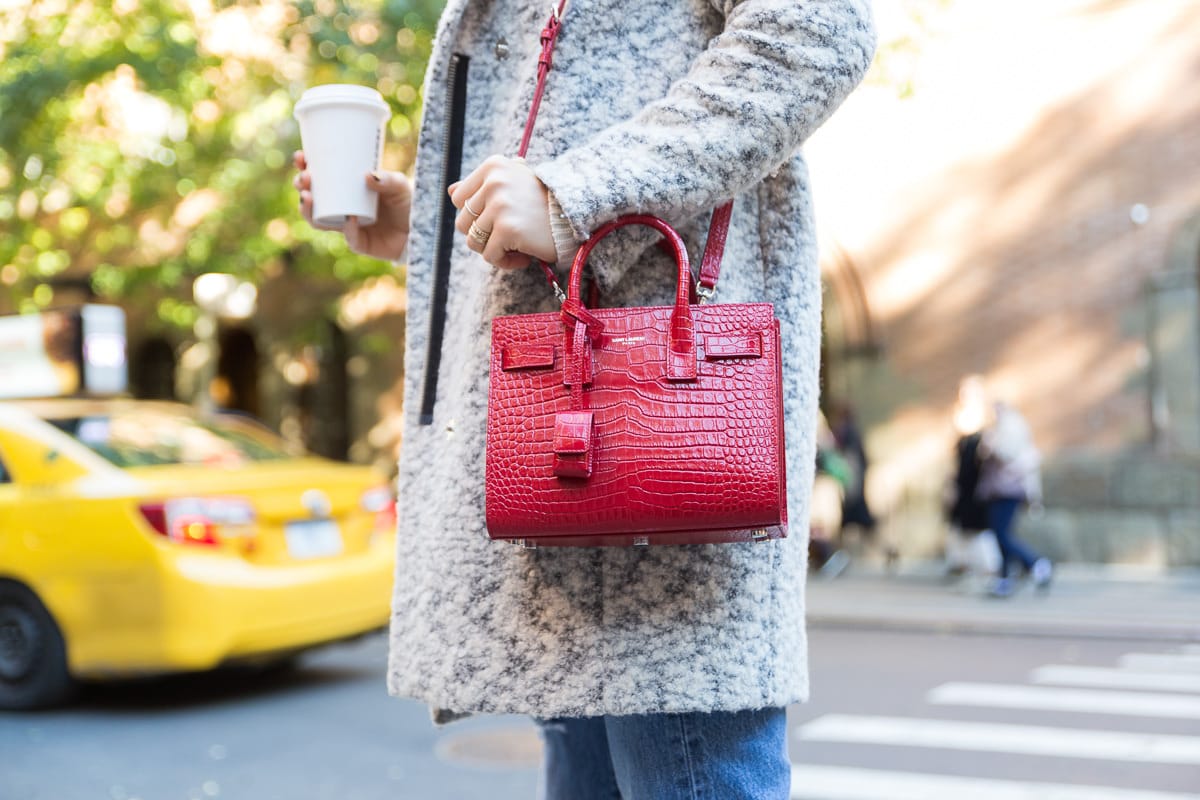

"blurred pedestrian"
[295, 0, 876, 796]
[972, 386, 1052, 597]
[828, 402, 876, 536]
[943, 375, 1001, 581]
[811, 411, 852, 578]
[827, 401, 898, 569]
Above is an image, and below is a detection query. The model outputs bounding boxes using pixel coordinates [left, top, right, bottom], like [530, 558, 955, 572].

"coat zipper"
[419, 53, 471, 426]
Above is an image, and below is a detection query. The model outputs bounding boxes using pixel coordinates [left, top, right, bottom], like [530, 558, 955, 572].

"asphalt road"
[1, 629, 1197, 799]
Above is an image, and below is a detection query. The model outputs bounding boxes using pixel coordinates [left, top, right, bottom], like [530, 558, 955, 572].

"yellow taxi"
[0, 309, 397, 709]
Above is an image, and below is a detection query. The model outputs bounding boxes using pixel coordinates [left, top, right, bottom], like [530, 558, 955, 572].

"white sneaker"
[1031, 558, 1053, 591]
[820, 549, 851, 579]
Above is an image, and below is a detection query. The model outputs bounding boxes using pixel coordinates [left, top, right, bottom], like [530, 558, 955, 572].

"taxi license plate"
[285, 519, 343, 559]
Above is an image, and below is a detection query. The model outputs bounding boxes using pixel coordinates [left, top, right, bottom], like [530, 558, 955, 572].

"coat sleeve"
[532, 0, 876, 286]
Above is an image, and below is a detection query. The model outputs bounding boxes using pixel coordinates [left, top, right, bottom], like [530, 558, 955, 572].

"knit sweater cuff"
[547, 191, 581, 272]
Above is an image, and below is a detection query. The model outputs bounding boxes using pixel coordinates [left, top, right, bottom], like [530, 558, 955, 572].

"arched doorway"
[215, 326, 260, 418]
[128, 337, 177, 400]
[820, 241, 881, 413]
[293, 319, 350, 461]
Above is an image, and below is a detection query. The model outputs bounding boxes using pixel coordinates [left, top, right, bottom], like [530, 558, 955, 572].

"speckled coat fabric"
[386, 0, 875, 722]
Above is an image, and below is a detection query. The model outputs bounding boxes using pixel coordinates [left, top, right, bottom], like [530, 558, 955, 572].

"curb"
[806, 610, 1200, 642]
[805, 562, 1200, 642]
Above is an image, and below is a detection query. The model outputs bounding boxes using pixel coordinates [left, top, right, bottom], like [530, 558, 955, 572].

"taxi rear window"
[47, 409, 292, 468]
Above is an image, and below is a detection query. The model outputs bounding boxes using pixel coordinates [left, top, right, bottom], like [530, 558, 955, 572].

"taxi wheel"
[0, 581, 76, 710]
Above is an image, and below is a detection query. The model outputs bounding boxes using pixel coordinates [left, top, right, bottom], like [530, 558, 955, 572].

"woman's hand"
[293, 151, 412, 261]
[449, 155, 557, 269]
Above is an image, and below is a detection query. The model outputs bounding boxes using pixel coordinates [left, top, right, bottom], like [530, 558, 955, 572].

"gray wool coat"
[386, 0, 876, 722]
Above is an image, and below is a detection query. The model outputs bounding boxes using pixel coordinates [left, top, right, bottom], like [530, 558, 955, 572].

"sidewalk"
[805, 561, 1200, 642]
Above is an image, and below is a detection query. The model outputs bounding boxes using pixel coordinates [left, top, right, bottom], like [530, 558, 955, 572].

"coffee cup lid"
[294, 84, 390, 117]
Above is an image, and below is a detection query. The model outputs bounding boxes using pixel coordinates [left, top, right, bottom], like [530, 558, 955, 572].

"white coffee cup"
[294, 84, 391, 227]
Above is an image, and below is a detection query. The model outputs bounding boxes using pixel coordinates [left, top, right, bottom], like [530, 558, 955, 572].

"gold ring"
[464, 200, 481, 218]
[468, 222, 492, 245]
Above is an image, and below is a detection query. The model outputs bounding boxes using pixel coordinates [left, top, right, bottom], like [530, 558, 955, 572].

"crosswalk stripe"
[796, 715, 1200, 764]
[928, 682, 1200, 719]
[1120, 654, 1200, 673]
[1032, 665, 1200, 693]
[789, 764, 1200, 800]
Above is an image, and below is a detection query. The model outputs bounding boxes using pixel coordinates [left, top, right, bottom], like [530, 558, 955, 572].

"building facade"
[807, 0, 1200, 567]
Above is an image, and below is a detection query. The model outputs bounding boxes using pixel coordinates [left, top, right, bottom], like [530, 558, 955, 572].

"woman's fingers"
[366, 171, 413, 241]
[297, 151, 548, 267]
[298, 186, 346, 232]
[293, 150, 318, 224]
[463, 204, 499, 256]
[323, 170, 413, 259]
[369, 169, 411, 203]
[452, 163, 500, 237]
[489, 248, 533, 271]
[297, 187, 314, 224]
[466, 203, 535, 270]
[294, 153, 410, 258]
[450, 156, 555, 268]
[454, 186, 493, 237]
[448, 154, 502, 209]
[480, 218, 531, 269]
[292, 149, 310, 202]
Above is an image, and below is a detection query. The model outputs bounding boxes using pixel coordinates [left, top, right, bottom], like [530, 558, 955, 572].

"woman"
[296, 1, 875, 796]
[976, 398, 1053, 597]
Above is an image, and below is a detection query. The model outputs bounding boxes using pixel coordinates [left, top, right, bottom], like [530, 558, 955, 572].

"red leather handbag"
[477, 2, 786, 546]
[485, 214, 788, 547]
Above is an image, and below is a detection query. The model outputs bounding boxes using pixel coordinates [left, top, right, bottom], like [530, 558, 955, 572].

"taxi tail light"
[360, 486, 397, 531]
[138, 497, 256, 546]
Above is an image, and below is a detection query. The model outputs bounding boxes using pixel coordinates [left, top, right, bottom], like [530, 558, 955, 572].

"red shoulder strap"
[517, 1, 568, 160]
[520, 1, 731, 303]
[519, 1, 570, 297]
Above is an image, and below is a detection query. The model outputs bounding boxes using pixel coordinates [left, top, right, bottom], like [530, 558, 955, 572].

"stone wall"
[1028, 454, 1200, 567]
[806, 1, 1200, 564]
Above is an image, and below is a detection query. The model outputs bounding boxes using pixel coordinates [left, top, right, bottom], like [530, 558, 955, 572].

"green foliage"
[0, 0, 439, 326]
[866, 0, 957, 99]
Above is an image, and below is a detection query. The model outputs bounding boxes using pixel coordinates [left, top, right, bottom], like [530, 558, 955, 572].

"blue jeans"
[536, 708, 790, 800]
[987, 497, 1040, 577]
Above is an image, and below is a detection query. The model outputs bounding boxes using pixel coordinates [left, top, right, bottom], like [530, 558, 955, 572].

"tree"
[868, 0, 958, 99]
[0, 0, 439, 329]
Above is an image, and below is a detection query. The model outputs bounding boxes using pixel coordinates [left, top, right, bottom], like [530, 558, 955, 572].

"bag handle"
[562, 215, 697, 383]
[517, 1, 732, 303]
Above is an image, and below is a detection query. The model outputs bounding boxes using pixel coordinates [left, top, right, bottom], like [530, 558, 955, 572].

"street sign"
[0, 305, 128, 399]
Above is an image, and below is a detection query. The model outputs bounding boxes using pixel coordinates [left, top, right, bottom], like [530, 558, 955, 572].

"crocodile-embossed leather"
[486, 215, 787, 546]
